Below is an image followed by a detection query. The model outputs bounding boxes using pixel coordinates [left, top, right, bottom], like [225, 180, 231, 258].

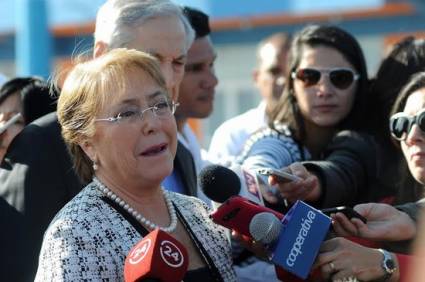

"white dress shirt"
[208, 101, 268, 165]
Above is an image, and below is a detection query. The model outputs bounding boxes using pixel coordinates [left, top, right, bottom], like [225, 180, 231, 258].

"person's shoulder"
[167, 191, 210, 212]
[334, 129, 374, 140]
[45, 184, 106, 233]
[330, 130, 377, 150]
[215, 107, 261, 133]
[245, 124, 294, 146]
[1, 111, 71, 173]
[238, 123, 307, 161]
[21, 112, 59, 137]
[6, 112, 60, 152]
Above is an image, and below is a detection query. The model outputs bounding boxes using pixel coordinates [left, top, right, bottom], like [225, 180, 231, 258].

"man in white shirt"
[209, 33, 291, 164]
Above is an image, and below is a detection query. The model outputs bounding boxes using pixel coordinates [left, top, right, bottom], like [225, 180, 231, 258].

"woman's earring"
[93, 161, 98, 171]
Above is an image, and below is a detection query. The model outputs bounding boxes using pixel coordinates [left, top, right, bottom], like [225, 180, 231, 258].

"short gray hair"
[95, 0, 195, 51]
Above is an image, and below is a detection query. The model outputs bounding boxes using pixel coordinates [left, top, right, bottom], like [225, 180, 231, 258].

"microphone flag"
[124, 229, 188, 282]
[271, 201, 331, 279]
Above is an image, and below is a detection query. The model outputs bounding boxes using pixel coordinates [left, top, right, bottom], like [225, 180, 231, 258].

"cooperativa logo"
[286, 211, 316, 267]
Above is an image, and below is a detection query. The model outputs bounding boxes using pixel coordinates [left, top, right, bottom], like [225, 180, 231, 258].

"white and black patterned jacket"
[35, 182, 236, 281]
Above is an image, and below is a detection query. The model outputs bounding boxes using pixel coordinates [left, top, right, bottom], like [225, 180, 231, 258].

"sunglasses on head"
[291, 68, 360, 90]
[390, 109, 425, 141]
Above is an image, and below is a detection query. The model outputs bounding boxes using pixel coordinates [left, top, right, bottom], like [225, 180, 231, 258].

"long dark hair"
[371, 38, 425, 204]
[390, 72, 425, 203]
[369, 37, 425, 146]
[268, 24, 369, 142]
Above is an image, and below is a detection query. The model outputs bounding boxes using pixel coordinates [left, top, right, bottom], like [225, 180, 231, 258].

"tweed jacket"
[35, 182, 236, 281]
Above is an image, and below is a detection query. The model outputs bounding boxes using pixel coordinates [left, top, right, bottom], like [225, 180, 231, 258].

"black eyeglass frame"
[390, 109, 425, 141]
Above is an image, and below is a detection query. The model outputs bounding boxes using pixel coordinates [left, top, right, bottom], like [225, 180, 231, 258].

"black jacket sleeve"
[302, 130, 378, 208]
[174, 141, 198, 197]
[396, 200, 425, 223]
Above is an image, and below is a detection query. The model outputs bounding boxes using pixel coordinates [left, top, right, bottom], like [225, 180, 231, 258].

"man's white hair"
[95, 0, 195, 51]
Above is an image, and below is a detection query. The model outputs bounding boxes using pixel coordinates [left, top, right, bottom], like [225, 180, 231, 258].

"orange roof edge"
[210, 2, 415, 31]
[0, 2, 415, 37]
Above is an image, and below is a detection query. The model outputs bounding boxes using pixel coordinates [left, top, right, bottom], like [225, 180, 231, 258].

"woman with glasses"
[313, 72, 425, 282]
[35, 49, 236, 281]
[239, 24, 369, 208]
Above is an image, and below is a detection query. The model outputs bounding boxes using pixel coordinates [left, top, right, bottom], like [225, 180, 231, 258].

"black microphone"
[201, 165, 284, 236]
[199, 164, 264, 204]
[248, 201, 331, 280]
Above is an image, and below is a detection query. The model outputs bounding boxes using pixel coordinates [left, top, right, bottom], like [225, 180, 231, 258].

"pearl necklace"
[93, 177, 177, 233]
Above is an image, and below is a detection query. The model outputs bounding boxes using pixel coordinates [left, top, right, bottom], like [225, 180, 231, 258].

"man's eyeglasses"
[390, 109, 425, 141]
[291, 68, 360, 90]
[95, 100, 179, 124]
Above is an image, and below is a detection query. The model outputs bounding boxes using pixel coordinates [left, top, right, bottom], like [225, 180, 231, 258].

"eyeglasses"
[291, 68, 360, 90]
[95, 100, 179, 124]
[390, 109, 425, 141]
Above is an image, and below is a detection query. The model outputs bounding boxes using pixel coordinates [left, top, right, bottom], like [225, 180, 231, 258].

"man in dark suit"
[0, 1, 197, 280]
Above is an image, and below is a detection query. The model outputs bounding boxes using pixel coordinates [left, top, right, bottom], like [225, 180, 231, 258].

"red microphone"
[124, 229, 189, 282]
[210, 195, 284, 237]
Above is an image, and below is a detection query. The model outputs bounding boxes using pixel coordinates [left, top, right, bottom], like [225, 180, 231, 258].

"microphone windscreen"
[199, 164, 241, 203]
[249, 212, 282, 245]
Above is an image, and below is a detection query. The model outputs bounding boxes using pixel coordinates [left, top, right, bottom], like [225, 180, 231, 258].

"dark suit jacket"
[0, 112, 83, 281]
[0, 112, 198, 281]
[174, 141, 198, 197]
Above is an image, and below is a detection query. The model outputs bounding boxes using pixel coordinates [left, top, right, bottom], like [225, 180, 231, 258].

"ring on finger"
[338, 276, 358, 282]
[329, 262, 336, 272]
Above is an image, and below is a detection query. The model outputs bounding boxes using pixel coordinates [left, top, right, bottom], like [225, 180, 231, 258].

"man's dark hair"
[182, 6, 210, 38]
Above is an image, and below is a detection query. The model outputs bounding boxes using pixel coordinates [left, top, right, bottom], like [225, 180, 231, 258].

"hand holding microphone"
[199, 164, 285, 237]
[124, 229, 188, 282]
[248, 201, 331, 280]
[199, 164, 265, 205]
[209, 195, 284, 237]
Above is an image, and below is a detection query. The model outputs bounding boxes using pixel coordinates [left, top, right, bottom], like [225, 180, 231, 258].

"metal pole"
[16, 0, 51, 78]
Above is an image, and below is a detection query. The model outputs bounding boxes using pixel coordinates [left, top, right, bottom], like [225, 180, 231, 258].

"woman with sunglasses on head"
[239, 24, 369, 209]
[314, 72, 425, 282]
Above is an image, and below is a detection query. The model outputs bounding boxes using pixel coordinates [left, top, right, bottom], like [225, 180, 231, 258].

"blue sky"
[0, 0, 105, 32]
[0, 0, 383, 33]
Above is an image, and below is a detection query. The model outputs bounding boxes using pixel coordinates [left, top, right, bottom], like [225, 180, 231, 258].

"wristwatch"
[378, 249, 396, 281]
